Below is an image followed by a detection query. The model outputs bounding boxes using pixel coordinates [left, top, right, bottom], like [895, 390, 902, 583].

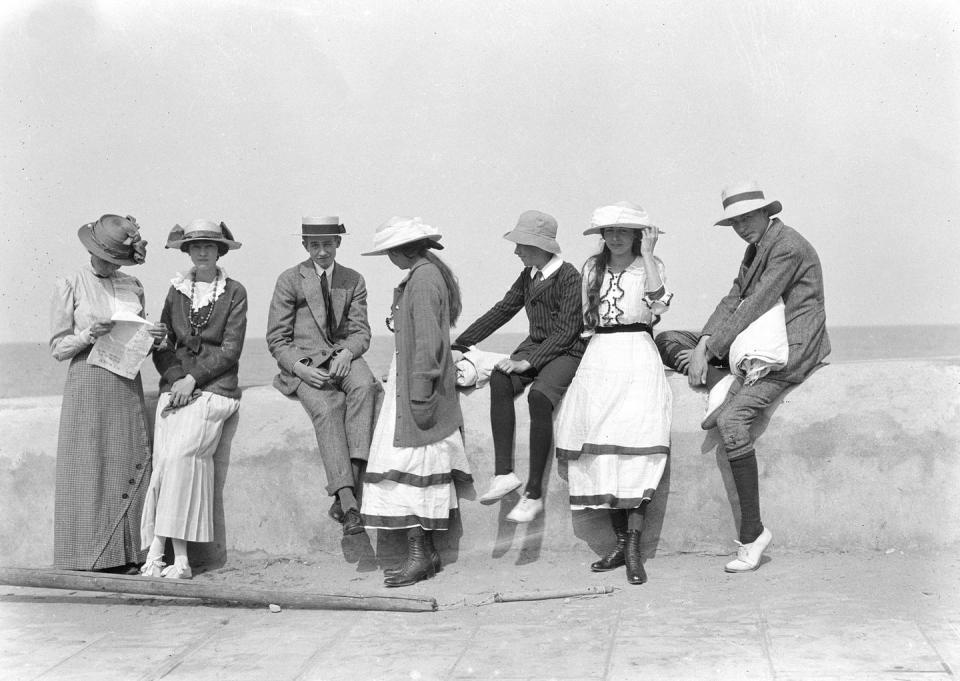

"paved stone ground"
[1, 549, 958, 680]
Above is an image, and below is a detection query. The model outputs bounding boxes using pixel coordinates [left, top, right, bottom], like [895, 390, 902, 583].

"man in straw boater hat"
[452, 210, 585, 524]
[267, 216, 382, 537]
[655, 181, 830, 573]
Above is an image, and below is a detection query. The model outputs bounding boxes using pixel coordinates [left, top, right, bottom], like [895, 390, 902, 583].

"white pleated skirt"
[140, 391, 239, 546]
[554, 330, 672, 509]
[361, 361, 471, 531]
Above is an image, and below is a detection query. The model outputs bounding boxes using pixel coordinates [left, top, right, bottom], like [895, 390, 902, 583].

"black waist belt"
[594, 323, 652, 335]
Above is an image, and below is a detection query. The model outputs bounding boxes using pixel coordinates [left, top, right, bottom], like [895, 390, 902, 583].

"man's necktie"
[320, 271, 336, 339]
[531, 270, 543, 292]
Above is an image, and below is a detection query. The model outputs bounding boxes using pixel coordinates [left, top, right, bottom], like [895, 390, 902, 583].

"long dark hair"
[394, 240, 462, 326]
[583, 230, 642, 330]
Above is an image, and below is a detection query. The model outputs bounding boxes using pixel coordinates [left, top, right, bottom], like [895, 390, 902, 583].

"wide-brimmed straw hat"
[362, 216, 444, 256]
[583, 202, 657, 235]
[78, 214, 147, 266]
[715, 181, 782, 226]
[503, 210, 561, 254]
[298, 216, 346, 237]
[166, 219, 241, 252]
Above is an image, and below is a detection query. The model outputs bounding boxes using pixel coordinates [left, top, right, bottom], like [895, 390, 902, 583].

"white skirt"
[554, 330, 672, 509]
[361, 361, 471, 531]
[140, 391, 239, 546]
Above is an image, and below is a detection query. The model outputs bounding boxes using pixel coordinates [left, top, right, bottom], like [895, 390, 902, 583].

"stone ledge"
[2, 359, 958, 568]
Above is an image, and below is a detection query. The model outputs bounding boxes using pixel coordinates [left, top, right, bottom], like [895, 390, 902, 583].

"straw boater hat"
[583, 202, 657, 235]
[503, 210, 561, 254]
[299, 216, 346, 237]
[78, 214, 147, 266]
[715, 181, 782, 226]
[362, 216, 444, 256]
[165, 219, 241, 252]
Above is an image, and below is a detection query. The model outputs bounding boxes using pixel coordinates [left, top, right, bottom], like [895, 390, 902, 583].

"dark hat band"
[302, 224, 345, 236]
[722, 190, 765, 208]
[87, 224, 133, 259]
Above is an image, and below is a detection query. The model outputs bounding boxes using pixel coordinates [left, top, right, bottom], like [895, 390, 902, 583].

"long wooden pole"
[493, 585, 615, 602]
[0, 567, 436, 613]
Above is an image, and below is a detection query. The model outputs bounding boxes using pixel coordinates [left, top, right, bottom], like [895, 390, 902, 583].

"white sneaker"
[724, 527, 773, 573]
[479, 472, 523, 504]
[701, 374, 738, 430]
[161, 559, 193, 580]
[140, 557, 165, 578]
[506, 493, 544, 523]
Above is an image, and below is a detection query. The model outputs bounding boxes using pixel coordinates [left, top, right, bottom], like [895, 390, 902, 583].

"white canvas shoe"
[139, 557, 165, 578]
[479, 472, 523, 504]
[506, 493, 544, 523]
[161, 559, 193, 580]
[701, 374, 739, 430]
[724, 528, 773, 573]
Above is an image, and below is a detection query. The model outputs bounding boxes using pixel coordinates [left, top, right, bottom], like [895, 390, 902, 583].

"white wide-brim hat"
[715, 181, 782, 226]
[583, 202, 657, 235]
[362, 216, 444, 256]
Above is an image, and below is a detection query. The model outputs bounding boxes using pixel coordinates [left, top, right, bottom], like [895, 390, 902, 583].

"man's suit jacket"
[266, 259, 372, 395]
[454, 262, 585, 372]
[702, 219, 830, 384]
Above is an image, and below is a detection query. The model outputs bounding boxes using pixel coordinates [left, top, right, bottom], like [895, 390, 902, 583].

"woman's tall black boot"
[625, 529, 647, 585]
[385, 530, 441, 576]
[384, 527, 436, 588]
[591, 510, 628, 572]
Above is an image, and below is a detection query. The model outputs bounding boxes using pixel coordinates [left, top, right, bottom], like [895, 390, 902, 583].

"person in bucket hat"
[139, 219, 247, 580]
[655, 181, 831, 574]
[452, 210, 585, 524]
[357, 217, 471, 588]
[266, 216, 382, 538]
[50, 214, 166, 573]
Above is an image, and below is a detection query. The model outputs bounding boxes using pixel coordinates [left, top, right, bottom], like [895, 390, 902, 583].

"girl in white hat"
[554, 202, 674, 585]
[139, 220, 246, 579]
[360, 217, 471, 587]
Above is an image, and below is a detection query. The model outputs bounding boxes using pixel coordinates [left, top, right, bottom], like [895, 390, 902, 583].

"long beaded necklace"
[185, 270, 221, 353]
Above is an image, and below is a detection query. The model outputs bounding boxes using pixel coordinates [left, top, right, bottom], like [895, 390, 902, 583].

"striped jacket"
[455, 261, 585, 371]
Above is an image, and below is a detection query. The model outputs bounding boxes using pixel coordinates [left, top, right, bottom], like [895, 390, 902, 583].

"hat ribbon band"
[722, 190, 765, 208]
[180, 230, 226, 240]
[88, 226, 132, 259]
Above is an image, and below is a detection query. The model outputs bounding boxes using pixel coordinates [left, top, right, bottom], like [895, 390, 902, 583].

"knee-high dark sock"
[524, 390, 554, 499]
[489, 371, 517, 476]
[627, 503, 646, 532]
[729, 451, 763, 544]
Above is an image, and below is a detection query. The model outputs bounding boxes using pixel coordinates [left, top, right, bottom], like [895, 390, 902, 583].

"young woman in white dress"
[554, 202, 673, 585]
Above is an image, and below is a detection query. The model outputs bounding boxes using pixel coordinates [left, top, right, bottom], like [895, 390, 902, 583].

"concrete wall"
[2, 359, 958, 568]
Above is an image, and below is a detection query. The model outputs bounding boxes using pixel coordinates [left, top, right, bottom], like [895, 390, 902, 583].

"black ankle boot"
[385, 531, 441, 576]
[384, 529, 436, 587]
[625, 530, 647, 585]
[591, 511, 627, 572]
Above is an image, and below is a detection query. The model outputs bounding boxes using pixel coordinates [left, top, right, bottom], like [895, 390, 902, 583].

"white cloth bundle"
[729, 299, 789, 385]
[455, 347, 509, 388]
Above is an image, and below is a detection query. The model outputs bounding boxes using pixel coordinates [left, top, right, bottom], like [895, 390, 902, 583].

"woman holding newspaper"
[49, 214, 166, 572]
[139, 220, 247, 580]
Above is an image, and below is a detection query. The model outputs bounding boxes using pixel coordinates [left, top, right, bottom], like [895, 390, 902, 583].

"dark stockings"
[489, 370, 518, 476]
[524, 389, 553, 499]
[729, 451, 764, 544]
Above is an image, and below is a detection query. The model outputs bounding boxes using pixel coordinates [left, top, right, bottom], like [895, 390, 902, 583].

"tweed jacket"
[702, 219, 830, 384]
[153, 278, 248, 399]
[266, 259, 372, 395]
[455, 261, 586, 372]
[391, 260, 463, 447]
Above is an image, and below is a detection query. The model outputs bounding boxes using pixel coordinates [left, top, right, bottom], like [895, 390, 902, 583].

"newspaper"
[86, 309, 155, 379]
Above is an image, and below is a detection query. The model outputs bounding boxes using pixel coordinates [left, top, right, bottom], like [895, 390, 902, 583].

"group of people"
[50, 180, 830, 590]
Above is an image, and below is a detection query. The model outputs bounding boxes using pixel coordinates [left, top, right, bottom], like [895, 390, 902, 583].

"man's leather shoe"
[724, 527, 773, 572]
[341, 508, 365, 536]
[328, 497, 345, 523]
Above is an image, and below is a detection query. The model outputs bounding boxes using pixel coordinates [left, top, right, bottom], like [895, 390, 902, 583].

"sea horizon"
[4, 324, 959, 400]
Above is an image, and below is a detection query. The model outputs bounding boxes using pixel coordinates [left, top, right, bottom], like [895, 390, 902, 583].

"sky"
[1, 0, 958, 344]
